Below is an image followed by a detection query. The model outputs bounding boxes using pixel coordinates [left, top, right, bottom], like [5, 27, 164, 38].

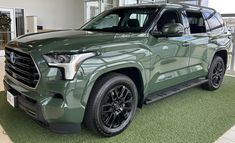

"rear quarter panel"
[207, 28, 232, 69]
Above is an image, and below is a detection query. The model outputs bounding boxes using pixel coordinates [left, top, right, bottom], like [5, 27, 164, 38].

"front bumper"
[3, 45, 97, 133]
[4, 77, 83, 133]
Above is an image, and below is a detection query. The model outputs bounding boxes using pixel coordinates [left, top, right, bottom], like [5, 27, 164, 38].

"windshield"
[81, 8, 157, 33]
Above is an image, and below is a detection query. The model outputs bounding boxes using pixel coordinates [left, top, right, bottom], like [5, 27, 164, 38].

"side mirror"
[152, 23, 184, 37]
[162, 23, 184, 36]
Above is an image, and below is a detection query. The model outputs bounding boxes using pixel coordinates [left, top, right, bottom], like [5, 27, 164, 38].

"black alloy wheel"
[202, 56, 225, 90]
[211, 60, 224, 88]
[84, 73, 138, 137]
[100, 85, 134, 129]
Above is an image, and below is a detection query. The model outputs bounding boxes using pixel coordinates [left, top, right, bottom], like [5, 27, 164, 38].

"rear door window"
[185, 11, 206, 34]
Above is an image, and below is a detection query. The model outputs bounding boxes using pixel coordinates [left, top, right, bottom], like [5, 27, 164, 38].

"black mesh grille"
[5, 47, 40, 88]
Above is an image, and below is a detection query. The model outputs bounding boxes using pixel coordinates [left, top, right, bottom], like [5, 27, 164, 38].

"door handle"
[182, 42, 190, 46]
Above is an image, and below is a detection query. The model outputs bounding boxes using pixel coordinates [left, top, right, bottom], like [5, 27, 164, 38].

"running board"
[144, 78, 208, 104]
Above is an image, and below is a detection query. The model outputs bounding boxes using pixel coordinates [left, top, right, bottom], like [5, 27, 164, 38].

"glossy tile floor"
[0, 57, 12, 143]
[0, 125, 12, 143]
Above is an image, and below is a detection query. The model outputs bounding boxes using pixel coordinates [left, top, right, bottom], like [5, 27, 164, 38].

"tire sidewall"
[208, 56, 225, 89]
[93, 75, 138, 136]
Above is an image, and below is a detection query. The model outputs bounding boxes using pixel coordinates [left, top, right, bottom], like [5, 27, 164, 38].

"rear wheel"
[202, 56, 225, 91]
[84, 73, 138, 137]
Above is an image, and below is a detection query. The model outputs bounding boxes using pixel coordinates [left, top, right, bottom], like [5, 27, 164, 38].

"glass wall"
[85, 0, 119, 22]
[120, 0, 166, 5]
[0, 8, 14, 50]
[140, 0, 166, 3]
[121, 0, 200, 5]
[101, 0, 119, 11]
[84, 0, 204, 22]
[169, 0, 198, 5]
[15, 9, 25, 37]
[0, 8, 24, 50]
[85, 0, 100, 22]
[124, 0, 138, 5]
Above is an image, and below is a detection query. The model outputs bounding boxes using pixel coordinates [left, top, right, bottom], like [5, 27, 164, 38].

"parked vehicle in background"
[4, 3, 232, 136]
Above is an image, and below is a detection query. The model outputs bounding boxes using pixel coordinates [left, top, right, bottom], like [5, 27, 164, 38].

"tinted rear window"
[214, 13, 224, 25]
[206, 12, 224, 31]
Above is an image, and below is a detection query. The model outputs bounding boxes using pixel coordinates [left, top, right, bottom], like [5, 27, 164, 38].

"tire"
[202, 56, 226, 91]
[84, 73, 138, 137]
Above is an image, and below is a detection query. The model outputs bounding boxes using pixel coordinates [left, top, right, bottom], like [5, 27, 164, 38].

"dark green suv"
[4, 3, 232, 136]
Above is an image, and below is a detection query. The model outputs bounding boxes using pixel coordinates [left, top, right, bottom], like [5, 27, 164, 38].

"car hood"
[7, 30, 147, 54]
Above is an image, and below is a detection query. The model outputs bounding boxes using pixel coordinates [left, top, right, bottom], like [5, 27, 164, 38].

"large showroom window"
[0, 8, 14, 50]
[84, 0, 167, 22]
[84, 0, 203, 22]
[0, 8, 24, 50]
[85, 0, 99, 22]
[85, 0, 118, 22]
[15, 9, 25, 37]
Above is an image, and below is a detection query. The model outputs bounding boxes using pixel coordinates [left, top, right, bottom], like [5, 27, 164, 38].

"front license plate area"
[7, 91, 17, 108]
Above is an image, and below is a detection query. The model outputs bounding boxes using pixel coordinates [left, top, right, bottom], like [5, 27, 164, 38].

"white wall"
[209, 0, 235, 14]
[0, 0, 85, 30]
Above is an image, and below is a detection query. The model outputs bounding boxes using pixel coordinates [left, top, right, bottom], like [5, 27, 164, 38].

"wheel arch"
[81, 64, 146, 110]
[214, 50, 228, 68]
[212, 49, 228, 69]
[208, 49, 228, 70]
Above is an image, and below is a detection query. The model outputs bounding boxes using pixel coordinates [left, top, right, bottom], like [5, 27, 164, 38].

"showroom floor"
[0, 56, 12, 143]
[0, 55, 235, 143]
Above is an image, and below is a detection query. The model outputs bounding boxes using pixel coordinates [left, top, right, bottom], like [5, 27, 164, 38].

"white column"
[26, 16, 37, 33]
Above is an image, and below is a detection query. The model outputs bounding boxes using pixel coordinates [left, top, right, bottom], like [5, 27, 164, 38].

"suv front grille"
[5, 47, 40, 88]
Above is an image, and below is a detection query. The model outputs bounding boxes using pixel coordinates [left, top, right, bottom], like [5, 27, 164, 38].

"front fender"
[79, 60, 146, 107]
[73, 40, 152, 111]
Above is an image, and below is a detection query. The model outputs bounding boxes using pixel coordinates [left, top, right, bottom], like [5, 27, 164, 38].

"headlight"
[43, 52, 96, 80]
[43, 54, 72, 63]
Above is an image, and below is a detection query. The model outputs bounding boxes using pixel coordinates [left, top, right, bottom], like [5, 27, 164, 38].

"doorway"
[0, 8, 15, 50]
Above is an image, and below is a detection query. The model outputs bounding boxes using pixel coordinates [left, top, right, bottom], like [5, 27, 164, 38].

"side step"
[144, 78, 208, 104]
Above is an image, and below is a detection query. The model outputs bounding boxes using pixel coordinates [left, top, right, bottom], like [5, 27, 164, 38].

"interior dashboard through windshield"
[81, 7, 158, 33]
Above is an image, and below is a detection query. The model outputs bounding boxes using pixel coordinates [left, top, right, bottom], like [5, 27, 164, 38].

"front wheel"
[84, 73, 138, 137]
[202, 56, 226, 91]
